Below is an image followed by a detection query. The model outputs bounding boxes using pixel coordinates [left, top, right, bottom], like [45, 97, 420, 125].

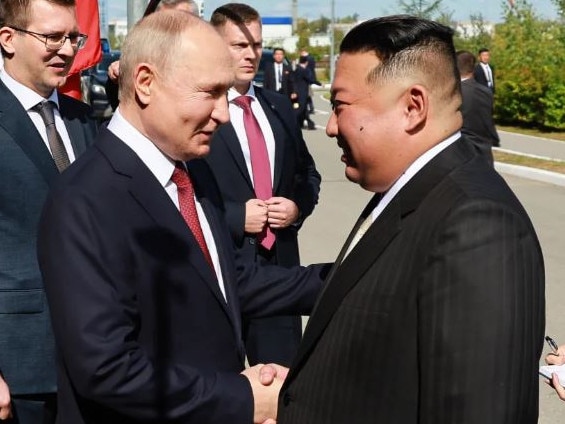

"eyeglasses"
[9, 26, 87, 51]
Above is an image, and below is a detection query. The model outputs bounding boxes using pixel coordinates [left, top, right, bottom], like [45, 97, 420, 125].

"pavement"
[298, 94, 565, 422]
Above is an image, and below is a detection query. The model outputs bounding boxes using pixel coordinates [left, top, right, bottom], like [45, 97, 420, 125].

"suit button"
[282, 392, 292, 406]
[249, 238, 256, 245]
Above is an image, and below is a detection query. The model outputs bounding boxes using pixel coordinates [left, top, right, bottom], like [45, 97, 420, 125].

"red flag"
[59, 0, 102, 100]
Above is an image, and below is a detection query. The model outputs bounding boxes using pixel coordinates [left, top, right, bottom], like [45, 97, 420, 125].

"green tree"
[398, 0, 444, 19]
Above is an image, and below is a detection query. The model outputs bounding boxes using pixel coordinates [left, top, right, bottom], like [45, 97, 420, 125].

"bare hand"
[265, 197, 299, 229]
[241, 363, 288, 423]
[545, 373, 565, 401]
[0, 375, 12, 420]
[245, 199, 268, 234]
[545, 344, 565, 365]
[107, 60, 120, 82]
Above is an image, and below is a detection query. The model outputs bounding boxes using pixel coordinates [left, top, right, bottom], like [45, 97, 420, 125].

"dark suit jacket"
[206, 87, 320, 267]
[474, 63, 495, 92]
[37, 128, 326, 424]
[461, 78, 500, 164]
[0, 79, 97, 395]
[263, 62, 295, 97]
[278, 139, 545, 424]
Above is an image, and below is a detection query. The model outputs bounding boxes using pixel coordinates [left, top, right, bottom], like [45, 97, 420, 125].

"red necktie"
[171, 163, 214, 269]
[233, 95, 275, 250]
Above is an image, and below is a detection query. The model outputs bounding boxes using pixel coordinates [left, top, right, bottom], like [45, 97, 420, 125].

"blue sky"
[108, 0, 560, 22]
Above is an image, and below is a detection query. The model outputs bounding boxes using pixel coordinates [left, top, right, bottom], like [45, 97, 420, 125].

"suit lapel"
[215, 123, 254, 191]
[0, 80, 59, 184]
[287, 138, 477, 383]
[58, 95, 91, 157]
[96, 131, 229, 311]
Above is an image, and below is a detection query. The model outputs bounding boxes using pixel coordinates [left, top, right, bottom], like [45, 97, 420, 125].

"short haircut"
[210, 3, 260, 28]
[0, 0, 76, 28]
[273, 47, 285, 55]
[119, 10, 200, 103]
[478, 48, 489, 54]
[340, 15, 460, 102]
[456, 50, 476, 76]
[157, 0, 198, 15]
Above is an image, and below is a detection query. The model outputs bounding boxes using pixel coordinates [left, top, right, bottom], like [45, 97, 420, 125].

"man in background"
[278, 15, 544, 424]
[263, 47, 294, 99]
[300, 49, 316, 114]
[38, 10, 325, 424]
[106, 0, 199, 110]
[207, 3, 321, 367]
[0, 0, 97, 422]
[473, 47, 495, 92]
[457, 50, 499, 166]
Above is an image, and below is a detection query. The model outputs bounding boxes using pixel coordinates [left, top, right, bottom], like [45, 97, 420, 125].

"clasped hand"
[245, 198, 299, 234]
[545, 344, 565, 400]
[241, 363, 289, 424]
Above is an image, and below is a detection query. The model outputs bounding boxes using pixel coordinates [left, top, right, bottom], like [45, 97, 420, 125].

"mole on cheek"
[359, 126, 364, 131]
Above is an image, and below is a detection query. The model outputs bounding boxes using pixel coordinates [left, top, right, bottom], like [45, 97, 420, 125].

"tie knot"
[171, 162, 193, 190]
[233, 95, 252, 111]
[33, 100, 57, 127]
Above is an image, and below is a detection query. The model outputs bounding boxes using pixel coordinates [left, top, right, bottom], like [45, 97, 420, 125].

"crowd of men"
[0, 0, 552, 423]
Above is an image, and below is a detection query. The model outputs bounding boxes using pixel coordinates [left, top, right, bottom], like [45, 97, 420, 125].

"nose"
[212, 96, 230, 124]
[326, 110, 337, 138]
[58, 37, 76, 57]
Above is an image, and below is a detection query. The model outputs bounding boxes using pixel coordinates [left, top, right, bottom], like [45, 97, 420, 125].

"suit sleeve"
[418, 199, 544, 424]
[38, 187, 254, 424]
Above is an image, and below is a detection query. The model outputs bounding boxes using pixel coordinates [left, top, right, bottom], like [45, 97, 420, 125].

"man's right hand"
[107, 60, 120, 83]
[241, 363, 288, 424]
[0, 375, 12, 420]
[245, 199, 268, 234]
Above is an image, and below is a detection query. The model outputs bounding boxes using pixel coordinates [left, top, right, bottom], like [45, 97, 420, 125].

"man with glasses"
[0, 1, 97, 422]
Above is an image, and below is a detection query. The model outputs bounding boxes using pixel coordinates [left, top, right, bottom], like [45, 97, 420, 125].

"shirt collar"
[228, 84, 257, 102]
[107, 108, 175, 187]
[0, 69, 59, 111]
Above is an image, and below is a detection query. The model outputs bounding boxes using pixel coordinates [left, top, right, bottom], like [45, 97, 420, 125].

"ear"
[0, 26, 17, 55]
[134, 63, 155, 106]
[404, 84, 428, 133]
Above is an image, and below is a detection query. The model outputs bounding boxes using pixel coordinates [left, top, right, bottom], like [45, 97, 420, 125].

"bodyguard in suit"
[473, 47, 495, 92]
[208, 4, 321, 367]
[38, 11, 325, 424]
[457, 50, 500, 166]
[263, 47, 295, 99]
[278, 16, 545, 424]
[0, 1, 97, 422]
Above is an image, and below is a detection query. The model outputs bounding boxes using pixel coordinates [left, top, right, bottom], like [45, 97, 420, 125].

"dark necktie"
[232, 95, 275, 250]
[33, 101, 70, 172]
[171, 163, 214, 269]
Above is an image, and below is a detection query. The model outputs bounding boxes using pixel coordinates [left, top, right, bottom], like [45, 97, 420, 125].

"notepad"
[539, 364, 565, 387]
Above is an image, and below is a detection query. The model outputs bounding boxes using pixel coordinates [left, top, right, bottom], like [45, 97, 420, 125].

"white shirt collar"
[106, 108, 175, 187]
[0, 69, 59, 111]
[371, 131, 461, 220]
[228, 84, 256, 102]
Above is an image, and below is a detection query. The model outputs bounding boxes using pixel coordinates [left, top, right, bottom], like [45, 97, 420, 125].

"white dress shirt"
[107, 109, 227, 301]
[1, 70, 76, 162]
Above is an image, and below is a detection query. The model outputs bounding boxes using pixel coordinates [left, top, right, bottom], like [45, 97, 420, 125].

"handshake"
[241, 363, 289, 424]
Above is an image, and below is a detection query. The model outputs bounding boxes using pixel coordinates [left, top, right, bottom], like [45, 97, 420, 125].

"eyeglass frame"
[8, 26, 88, 51]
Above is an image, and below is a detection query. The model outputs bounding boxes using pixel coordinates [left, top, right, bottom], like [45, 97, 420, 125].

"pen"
[546, 335, 560, 355]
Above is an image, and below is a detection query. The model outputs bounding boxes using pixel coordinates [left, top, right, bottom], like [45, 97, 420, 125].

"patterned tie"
[171, 162, 214, 269]
[232, 95, 276, 250]
[33, 101, 70, 172]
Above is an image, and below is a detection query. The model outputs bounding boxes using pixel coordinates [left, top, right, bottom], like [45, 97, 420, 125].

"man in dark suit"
[293, 55, 320, 130]
[299, 49, 316, 114]
[0, 1, 97, 423]
[208, 4, 321, 367]
[38, 11, 325, 424]
[473, 47, 495, 92]
[278, 16, 545, 423]
[457, 50, 500, 166]
[263, 47, 295, 99]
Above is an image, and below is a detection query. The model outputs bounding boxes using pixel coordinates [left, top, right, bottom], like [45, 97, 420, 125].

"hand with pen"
[545, 336, 565, 401]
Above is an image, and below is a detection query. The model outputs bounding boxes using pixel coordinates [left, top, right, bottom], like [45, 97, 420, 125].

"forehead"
[332, 52, 378, 95]
[221, 20, 262, 44]
[28, 0, 77, 29]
